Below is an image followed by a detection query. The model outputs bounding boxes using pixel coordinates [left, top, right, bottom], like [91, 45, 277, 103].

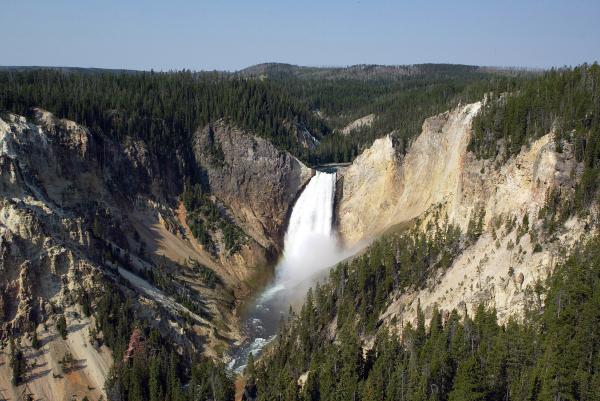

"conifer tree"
[448, 356, 484, 401]
[242, 353, 257, 401]
[32, 330, 40, 350]
[57, 314, 68, 339]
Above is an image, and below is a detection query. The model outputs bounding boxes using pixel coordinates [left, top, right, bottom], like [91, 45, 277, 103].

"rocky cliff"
[0, 110, 313, 400]
[193, 120, 313, 253]
[0, 111, 134, 400]
[337, 101, 591, 326]
[337, 102, 482, 245]
[0, 109, 314, 338]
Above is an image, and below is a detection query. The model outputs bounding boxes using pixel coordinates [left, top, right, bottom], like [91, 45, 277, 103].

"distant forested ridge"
[240, 63, 534, 162]
[0, 69, 328, 167]
[0, 64, 531, 168]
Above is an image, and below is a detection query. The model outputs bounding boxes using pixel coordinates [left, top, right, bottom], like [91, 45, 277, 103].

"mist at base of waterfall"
[229, 170, 352, 372]
[261, 233, 357, 305]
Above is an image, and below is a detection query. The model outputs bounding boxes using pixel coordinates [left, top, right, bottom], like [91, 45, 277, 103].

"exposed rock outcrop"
[340, 113, 376, 135]
[337, 102, 482, 245]
[337, 101, 589, 326]
[193, 120, 313, 253]
[336, 134, 403, 245]
[1, 111, 303, 398]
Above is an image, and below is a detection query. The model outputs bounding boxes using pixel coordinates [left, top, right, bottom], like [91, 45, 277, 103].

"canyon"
[0, 110, 314, 400]
[0, 97, 593, 400]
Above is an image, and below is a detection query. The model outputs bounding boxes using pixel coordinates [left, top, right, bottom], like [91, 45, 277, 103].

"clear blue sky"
[1, 0, 599, 71]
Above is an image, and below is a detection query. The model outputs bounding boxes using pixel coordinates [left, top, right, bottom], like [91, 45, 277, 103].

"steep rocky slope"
[193, 120, 313, 254]
[0, 111, 313, 399]
[337, 102, 482, 244]
[337, 101, 592, 326]
[0, 307, 112, 401]
[0, 110, 224, 399]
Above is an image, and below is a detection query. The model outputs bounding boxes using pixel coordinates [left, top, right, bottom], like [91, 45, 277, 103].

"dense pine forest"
[244, 64, 531, 162]
[246, 226, 600, 401]
[0, 69, 328, 166]
[0, 65, 529, 167]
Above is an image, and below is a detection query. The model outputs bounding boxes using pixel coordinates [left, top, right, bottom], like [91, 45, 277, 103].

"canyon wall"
[193, 120, 313, 253]
[0, 111, 313, 399]
[337, 102, 482, 245]
[337, 101, 587, 326]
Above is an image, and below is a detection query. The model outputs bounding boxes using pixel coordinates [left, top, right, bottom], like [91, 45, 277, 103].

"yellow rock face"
[338, 102, 482, 246]
[337, 101, 586, 327]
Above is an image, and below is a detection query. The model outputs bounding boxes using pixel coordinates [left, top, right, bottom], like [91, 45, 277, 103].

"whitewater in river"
[229, 170, 348, 372]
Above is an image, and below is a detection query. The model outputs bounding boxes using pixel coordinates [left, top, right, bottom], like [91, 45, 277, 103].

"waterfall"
[276, 171, 337, 288]
[229, 170, 341, 371]
[285, 171, 336, 253]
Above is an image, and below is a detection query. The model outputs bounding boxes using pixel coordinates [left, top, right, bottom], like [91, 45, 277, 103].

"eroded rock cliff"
[193, 120, 313, 252]
[0, 110, 313, 400]
[338, 102, 483, 245]
[337, 101, 590, 326]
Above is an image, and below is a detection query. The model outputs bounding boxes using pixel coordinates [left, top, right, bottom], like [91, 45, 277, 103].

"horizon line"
[0, 61, 577, 74]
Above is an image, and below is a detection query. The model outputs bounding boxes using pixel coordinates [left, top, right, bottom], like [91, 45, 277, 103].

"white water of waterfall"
[229, 170, 347, 372]
[277, 170, 337, 288]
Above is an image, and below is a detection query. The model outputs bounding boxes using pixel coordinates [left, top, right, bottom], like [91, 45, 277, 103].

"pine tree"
[167, 352, 182, 401]
[57, 314, 68, 339]
[148, 356, 162, 401]
[242, 353, 258, 401]
[32, 330, 40, 350]
[10, 339, 25, 385]
[448, 356, 485, 401]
